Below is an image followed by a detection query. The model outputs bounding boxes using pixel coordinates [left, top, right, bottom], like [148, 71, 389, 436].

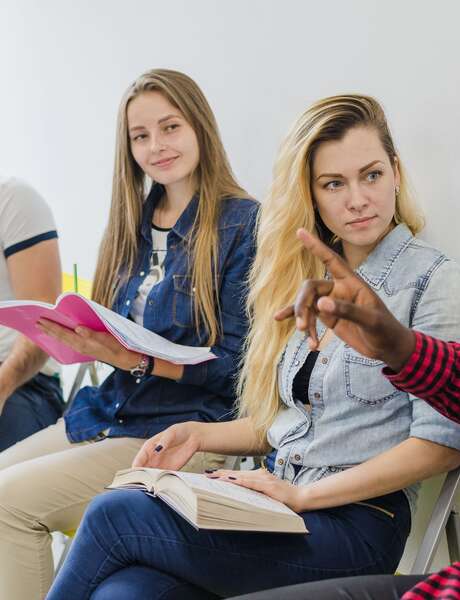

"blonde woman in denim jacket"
[48, 95, 460, 600]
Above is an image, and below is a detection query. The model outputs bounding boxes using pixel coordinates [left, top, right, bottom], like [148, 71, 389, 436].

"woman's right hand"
[132, 422, 202, 470]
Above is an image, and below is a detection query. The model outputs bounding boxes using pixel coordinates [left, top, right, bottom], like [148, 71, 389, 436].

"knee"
[82, 490, 147, 532]
[82, 490, 172, 540]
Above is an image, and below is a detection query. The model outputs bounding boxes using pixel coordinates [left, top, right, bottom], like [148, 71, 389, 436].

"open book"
[107, 467, 308, 534]
[0, 293, 215, 365]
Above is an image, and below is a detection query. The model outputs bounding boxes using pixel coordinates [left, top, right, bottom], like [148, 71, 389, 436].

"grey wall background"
[1, 0, 459, 573]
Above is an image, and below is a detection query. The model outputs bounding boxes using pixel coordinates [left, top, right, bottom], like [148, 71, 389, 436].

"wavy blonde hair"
[237, 94, 424, 441]
[92, 69, 247, 345]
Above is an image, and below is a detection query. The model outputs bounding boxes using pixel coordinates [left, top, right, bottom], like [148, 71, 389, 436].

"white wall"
[1, 0, 459, 575]
[1, 0, 459, 279]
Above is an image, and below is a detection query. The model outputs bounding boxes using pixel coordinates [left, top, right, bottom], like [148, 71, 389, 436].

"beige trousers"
[0, 419, 227, 600]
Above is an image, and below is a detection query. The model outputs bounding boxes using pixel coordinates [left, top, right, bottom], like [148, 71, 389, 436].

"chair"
[66, 362, 99, 407]
[410, 466, 460, 574]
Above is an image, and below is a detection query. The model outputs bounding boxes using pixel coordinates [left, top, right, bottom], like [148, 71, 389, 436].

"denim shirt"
[267, 224, 460, 515]
[65, 186, 259, 442]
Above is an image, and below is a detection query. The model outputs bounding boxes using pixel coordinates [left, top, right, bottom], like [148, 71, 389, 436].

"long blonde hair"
[92, 69, 247, 345]
[237, 94, 424, 441]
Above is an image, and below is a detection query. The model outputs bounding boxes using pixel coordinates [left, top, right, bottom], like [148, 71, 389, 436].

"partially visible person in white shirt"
[0, 176, 64, 451]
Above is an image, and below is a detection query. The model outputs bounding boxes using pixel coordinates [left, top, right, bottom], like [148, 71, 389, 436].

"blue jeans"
[47, 486, 411, 600]
[0, 373, 63, 452]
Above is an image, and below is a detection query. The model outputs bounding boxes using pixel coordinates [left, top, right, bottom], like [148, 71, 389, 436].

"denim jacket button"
[125, 300, 130, 306]
[314, 392, 321, 399]
[148, 300, 153, 306]
[321, 357, 328, 365]
[277, 458, 285, 466]
[115, 402, 120, 409]
[140, 271, 145, 276]
[294, 454, 301, 461]
[294, 360, 300, 366]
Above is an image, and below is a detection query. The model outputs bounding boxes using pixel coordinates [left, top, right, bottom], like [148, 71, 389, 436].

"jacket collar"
[356, 223, 413, 289]
[141, 184, 198, 243]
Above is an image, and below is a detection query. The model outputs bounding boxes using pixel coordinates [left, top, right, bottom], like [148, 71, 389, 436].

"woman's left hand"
[206, 468, 302, 512]
[36, 318, 140, 371]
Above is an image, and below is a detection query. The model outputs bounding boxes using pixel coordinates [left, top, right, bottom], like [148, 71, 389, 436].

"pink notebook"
[0, 293, 215, 366]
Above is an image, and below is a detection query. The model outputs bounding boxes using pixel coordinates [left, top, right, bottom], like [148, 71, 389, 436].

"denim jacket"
[65, 186, 259, 442]
[268, 224, 460, 515]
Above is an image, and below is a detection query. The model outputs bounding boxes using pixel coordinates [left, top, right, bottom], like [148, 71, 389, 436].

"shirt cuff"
[177, 362, 208, 387]
[383, 330, 426, 385]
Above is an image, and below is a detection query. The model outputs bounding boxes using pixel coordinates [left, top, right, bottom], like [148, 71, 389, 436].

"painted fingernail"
[204, 469, 217, 473]
[228, 476, 237, 480]
[154, 445, 163, 452]
[209, 476, 220, 479]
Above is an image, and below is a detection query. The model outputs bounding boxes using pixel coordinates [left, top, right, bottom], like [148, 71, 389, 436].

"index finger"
[297, 228, 353, 279]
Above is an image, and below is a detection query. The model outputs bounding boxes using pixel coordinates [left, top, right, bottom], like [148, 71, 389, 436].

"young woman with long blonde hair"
[48, 94, 460, 599]
[0, 69, 258, 600]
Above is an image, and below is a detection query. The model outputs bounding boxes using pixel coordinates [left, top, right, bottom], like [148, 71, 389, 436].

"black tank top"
[292, 350, 320, 403]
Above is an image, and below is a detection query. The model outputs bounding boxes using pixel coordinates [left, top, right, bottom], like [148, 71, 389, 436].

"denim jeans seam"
[94, 533, 387, 577]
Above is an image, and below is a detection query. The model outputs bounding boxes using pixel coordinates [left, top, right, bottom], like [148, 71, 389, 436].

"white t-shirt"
[130, 225, 170, 326]
[0, 176, 59, 376]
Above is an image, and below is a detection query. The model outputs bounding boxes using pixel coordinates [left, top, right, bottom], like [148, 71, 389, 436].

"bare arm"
[0, 239, 61, 412]
[296, 437, 460, 510]
[210, 437, 460, 513]
[133, 417, 271, 470]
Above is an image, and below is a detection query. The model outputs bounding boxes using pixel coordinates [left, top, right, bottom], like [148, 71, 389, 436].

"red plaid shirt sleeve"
[384, 331, 460, 424]
[401, 562, 460, 599]
[383, 331, 460, 599]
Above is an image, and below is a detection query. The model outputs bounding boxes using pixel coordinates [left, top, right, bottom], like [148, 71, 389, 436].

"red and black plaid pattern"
[385, 331, 460, 424]
[384, 331, 460, 599]
[402, 561, 460, 599]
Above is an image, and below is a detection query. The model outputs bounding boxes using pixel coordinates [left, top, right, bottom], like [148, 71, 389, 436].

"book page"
[173, 472, 298, 516]
[55, 293, 215, 365]
[88, 300, 215, 365]
[108, 467, 161, 491]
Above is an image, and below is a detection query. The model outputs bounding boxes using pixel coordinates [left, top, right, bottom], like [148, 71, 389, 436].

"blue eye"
[324, 180, 343, 191]
[366, 170, 382, 182]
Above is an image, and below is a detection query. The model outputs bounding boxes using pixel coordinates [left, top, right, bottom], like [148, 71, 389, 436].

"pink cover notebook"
[0, 293, 214, 365]
[0, 295, 104, 363]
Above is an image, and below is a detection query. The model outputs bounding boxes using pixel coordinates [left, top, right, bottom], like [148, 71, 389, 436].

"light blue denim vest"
[267, 224, 460, 515]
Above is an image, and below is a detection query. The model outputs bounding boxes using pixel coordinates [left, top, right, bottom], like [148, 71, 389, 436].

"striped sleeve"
[401, 562, 460, 599]
[384, 331, 460, 424]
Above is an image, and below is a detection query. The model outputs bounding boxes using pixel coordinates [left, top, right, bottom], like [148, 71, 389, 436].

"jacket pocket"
[172, 275, 195, 328]
[344, 349, 400, 405]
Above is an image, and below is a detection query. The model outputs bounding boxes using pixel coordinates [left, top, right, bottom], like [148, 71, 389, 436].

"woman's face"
[311, 126, 400, 265]
[127, 91, 200, 191]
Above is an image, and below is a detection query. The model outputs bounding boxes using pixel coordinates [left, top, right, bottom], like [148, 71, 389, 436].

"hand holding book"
[0, 292, 215, 366]
[108, 467, 308, 534]
[205, 467, 304, 513]
[36, 318, 185, 379]
[37, 318, 151, 373]
[132, 421, 304, 513]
